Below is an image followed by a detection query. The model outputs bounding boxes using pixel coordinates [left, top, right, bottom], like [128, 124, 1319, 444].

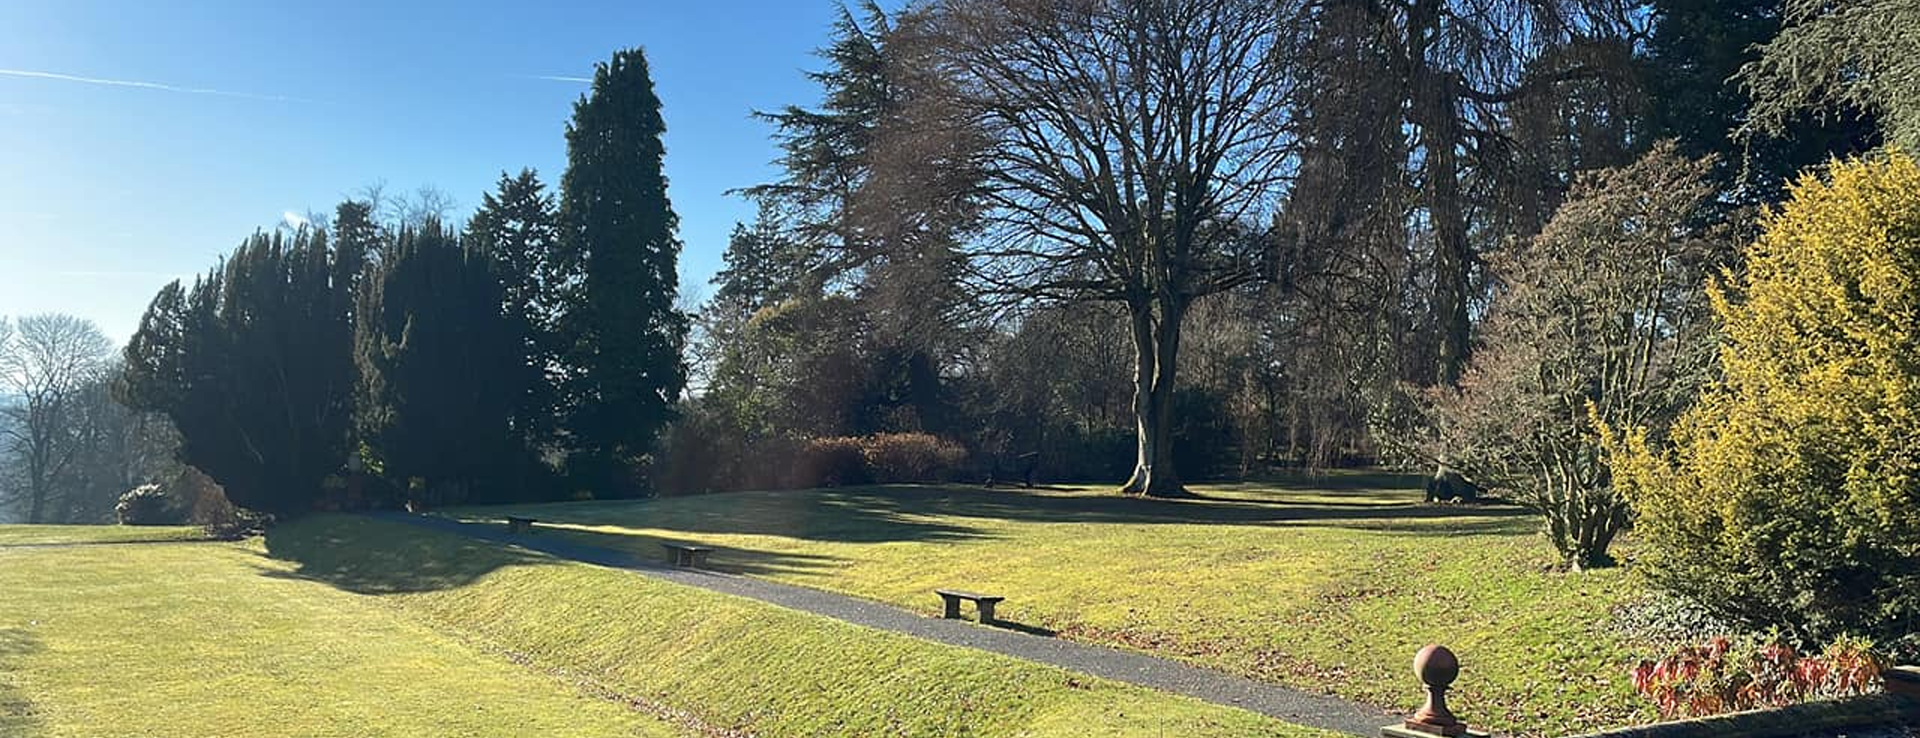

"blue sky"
[0, 1, 859, 344]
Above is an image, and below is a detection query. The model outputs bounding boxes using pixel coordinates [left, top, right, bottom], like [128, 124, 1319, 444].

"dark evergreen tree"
[355, 222, 531, 506]
[465, 169, 564, 459]
[467, 169, 561, 327]
[555, 48, 689, 495]
[742, 1, 892, 270]
[122, 223, 358, 516]
[727, 2, 977, 439]
[712, 204, 815, 314]
[1641, 0, 1878, 202]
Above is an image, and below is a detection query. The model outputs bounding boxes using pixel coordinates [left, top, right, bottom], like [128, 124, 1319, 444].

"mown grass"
[265, 515, 1341, 738]
[0, 539, 685, 737]
[452, 472, 1660, 736]
[0, 524, 208, 546]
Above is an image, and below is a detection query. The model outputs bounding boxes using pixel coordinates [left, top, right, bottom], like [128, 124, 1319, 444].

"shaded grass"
[262, 515, 1342, 738]
[451, 471, 1658, 736]
[0, 524, 208, 546]
[0, 539, 686, 737]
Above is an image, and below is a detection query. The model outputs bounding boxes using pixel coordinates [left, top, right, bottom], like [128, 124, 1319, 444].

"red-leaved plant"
[1631, 636, 1883, 719]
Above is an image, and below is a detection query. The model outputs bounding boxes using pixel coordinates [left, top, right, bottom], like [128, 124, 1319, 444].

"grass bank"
[451, 474, 1657, 735]
[268, 515, 1340, 738]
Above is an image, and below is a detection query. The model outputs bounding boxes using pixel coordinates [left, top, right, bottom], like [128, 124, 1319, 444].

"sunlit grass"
[452, 472, 1657, 735]
[0, 539, 684, 738]
[0, 524, 208, 546]
[0, 518, 1336, 738]
[267, 516, 1338, 738]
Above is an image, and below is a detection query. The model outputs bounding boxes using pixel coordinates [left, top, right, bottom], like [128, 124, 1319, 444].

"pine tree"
[355, 222, 531, 506]
[555, 48, 688, 495]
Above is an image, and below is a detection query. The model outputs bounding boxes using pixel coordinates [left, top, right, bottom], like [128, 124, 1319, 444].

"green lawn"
[0, 517, 1337, 738]
[451, 473, 1660, 736]
[0, 537, 684, 738]
[268, 516, 1339, 738]
[0, 524, 208, 546]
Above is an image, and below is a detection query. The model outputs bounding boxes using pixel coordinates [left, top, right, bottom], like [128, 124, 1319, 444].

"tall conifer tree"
[355, 222, 530, 505]
[555, 48, 688, 494]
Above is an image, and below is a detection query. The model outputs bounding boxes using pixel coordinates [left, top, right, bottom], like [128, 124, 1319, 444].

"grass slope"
[452, 474, 1657, 735]
[0, 524, 208, 546]
[268, 516, 1340, 738]
[0, 539, 685, 738]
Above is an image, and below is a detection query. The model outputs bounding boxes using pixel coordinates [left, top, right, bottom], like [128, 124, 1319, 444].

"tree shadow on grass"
[256, 515, 863, 594]
[255, 518, 559, 595]
[1232, 470, 1431, 492]
[454, 489, 994, 546]
[454, 483, 1533, 548]
[866, 485, 1533, 535]
[0, 627, 46, 738]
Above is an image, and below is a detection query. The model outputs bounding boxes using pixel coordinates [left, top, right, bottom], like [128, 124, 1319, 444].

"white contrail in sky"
[521, 74, 591, 83]
[0, 68, 310, 103]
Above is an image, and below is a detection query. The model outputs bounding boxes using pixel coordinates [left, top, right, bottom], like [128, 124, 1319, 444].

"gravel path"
[370, 511, 1395, 736]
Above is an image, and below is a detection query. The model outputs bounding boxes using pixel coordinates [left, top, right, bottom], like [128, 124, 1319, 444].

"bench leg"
[977, 600, 997, 624]
[942, 596, 962, 619]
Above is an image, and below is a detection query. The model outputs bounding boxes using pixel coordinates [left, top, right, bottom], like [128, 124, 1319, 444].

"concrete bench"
[936, 589, 1004, 623]
[662, 543, 713, 568]
[505, 516, 537, 534]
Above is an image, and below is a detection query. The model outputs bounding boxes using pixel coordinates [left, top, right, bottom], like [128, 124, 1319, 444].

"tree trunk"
[1121, 298, 1190, 498]
[1407, 0, 1472, 388]
[26, 484, 47, 524]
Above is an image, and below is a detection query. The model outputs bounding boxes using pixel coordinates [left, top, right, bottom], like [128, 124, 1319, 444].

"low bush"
[1611, 152, 1920, 655]
[1630, 636, 1883, 719]
[787, 436, 871, 488]
[859, 432, 969, 483]
[115, 483, 186, 526]
[654, 419, 975, 493]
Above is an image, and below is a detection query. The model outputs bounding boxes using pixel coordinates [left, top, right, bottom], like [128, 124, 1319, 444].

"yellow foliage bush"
[1610, 152, 1920, 657]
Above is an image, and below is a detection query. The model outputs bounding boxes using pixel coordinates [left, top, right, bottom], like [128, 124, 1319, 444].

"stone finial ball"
[1414, 644, 1460, 688]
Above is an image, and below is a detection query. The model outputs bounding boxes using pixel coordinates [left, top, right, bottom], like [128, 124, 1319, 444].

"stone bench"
[662, 543, 713, 568]
[505, 516, 537, 534]
[936, 589, 1004, 623]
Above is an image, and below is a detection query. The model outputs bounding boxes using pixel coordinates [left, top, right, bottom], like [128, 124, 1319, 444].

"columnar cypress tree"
[555, 48, 688, 495]
[355, 222, 531, 506]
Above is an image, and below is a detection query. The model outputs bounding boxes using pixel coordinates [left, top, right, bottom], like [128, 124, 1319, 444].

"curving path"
[369, 511, 1394, 736]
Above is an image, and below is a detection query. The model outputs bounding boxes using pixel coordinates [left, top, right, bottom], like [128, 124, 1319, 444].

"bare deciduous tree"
[900, 0, 1305, 496]
[0, 314, 113, 522]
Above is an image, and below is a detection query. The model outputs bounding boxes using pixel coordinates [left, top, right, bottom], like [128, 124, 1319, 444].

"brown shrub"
[787, 437, 872, 488]
[859, 433, 969, 483]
